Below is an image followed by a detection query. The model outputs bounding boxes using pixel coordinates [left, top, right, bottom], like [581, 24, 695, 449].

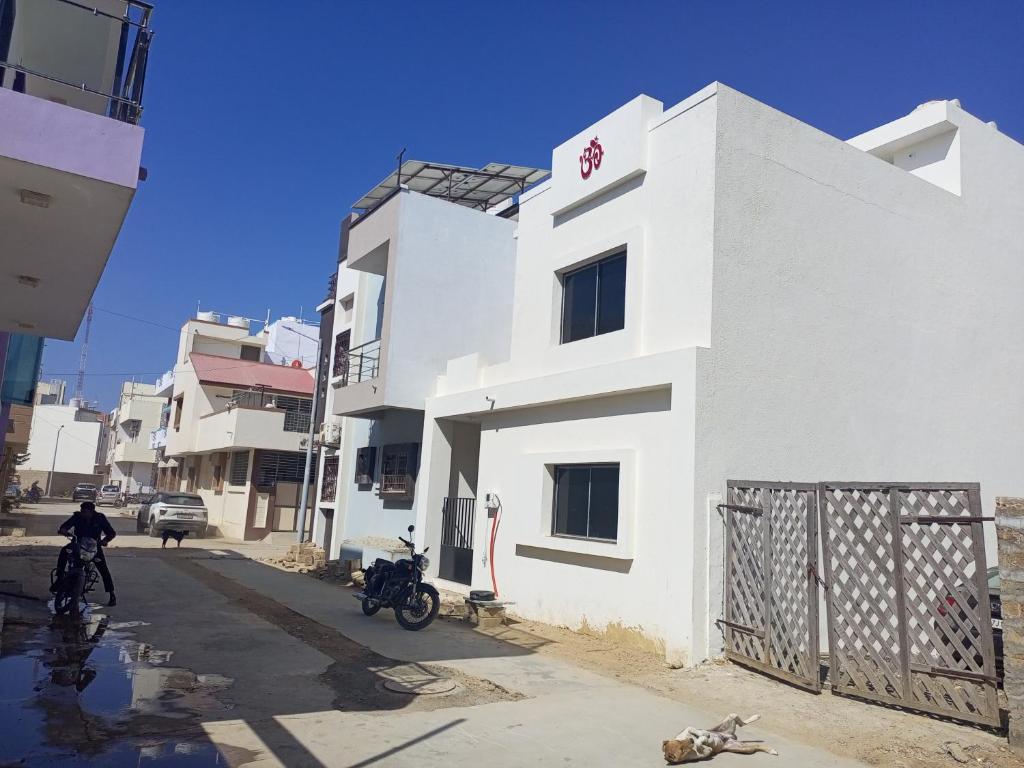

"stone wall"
[996, 497, 1024, 751]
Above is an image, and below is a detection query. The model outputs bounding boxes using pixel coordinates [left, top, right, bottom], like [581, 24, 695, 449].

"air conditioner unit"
[319, 421, 342, 447]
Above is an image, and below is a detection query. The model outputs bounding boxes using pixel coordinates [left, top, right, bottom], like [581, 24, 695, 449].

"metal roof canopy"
[352, 161, 549, 213]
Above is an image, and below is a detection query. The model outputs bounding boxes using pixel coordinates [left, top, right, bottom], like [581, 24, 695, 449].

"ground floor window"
[552, 464, 619, 542]
[256, 450, 311, 485]
[228, 451, 249, 486]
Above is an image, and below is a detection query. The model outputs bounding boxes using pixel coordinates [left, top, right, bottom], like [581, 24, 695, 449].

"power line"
[93, 306, 182, 333]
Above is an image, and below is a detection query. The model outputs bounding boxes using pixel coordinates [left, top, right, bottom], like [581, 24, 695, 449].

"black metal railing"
[325, 272, 337, 303]
[336, 339, 380, 386]
[0, 0, 153, 124]
[440, 497, 475, 584]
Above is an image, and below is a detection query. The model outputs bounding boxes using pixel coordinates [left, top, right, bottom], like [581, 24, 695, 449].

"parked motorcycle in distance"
[52, 534, 100, 618]
[354, 525, 440, 631]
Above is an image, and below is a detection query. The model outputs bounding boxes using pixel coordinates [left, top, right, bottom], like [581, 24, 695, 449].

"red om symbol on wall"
[579, 137, 604, 179]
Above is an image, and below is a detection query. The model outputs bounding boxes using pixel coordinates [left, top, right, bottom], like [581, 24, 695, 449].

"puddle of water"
[0, 613, 233, 766]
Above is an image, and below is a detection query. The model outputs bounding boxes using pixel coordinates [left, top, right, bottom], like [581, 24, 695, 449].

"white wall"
[691, 86, 1024, 659]
[24, 405, 101, 474]
[265, 317, 319, 367]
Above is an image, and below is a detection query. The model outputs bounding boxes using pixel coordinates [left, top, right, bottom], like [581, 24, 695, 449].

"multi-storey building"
[104, 381, 164, 493]
[160, 313, 316, 540]
[315, 84, 1024, 667]
[312, 162, 547, 566]
[0, 0, 153, 476]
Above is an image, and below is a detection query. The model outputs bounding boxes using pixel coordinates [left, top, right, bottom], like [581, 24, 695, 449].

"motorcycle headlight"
[417, 555, 430, 572]
[79, 538, 98, 562]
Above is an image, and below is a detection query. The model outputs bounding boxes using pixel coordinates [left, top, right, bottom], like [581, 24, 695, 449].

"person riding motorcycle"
[26, 481, 42, 502]
[53, 501, 117, 606]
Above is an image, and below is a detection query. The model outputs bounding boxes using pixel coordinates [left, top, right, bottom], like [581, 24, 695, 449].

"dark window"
[355, 446, 377, 485]
[552, 464, 619, 542]
[228, 451, 250, 486]
[560, 251, 627, 343]
[240, 345, 261, 361]
[256, 450, 311, 485]
[321, 456, 339, 502]
[332, 330, 351, 378]
[276, 395, 312, 433]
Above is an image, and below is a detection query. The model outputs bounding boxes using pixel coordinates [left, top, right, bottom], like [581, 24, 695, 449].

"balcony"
[113, 440, 155, 464]
[1, 0, 153, 124]
[0, 0, 151, 340]
[195, 405, 305, 454]
[331, 339, 386, 416]
[149, 426, 167, 449]
[154, 370, 175, 397]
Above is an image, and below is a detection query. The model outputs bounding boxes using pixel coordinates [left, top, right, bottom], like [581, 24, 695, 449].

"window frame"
[559, 250, 627, 344]
[228, 451, 250, 487]
[551, 462, 620, 543]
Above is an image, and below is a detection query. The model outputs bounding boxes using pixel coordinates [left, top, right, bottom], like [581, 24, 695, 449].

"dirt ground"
[463, 614, 1022, 768]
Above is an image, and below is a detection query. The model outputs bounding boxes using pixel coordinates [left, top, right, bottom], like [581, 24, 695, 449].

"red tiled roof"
[189, 353, 314, 395]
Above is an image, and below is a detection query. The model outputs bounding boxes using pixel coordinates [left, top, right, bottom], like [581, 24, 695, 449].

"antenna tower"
[74, 303, 93, 401]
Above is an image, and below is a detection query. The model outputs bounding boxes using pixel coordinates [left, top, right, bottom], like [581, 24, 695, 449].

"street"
[0, 503, 1013, 767]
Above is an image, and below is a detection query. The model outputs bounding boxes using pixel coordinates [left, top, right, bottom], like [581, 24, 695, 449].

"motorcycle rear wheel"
[394, 584, 440, 631]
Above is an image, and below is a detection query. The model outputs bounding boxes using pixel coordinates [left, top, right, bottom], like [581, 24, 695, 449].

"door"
[439, 497, 475, 585]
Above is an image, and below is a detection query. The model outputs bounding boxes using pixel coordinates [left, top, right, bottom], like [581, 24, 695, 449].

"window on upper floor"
[240, 345, 262, 361]
[552, 463, 619, 542]
[560, 251, 626, 344]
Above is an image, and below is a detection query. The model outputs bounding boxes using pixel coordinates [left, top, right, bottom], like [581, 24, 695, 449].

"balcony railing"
[149, 426, 167, 449]
[335, 339, 380, 386]
[325, 272, 337, 303]
[0, 0, 153, 124]
[224, 389, 311, 434]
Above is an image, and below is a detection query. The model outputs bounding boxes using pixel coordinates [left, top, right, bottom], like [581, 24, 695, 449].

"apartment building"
[313, 162, 546, 566]
[21, 400, 104, 494]
[315, 84, 1024, 667]
[103, 381, 163, 493]
[161, 314, 315, 540]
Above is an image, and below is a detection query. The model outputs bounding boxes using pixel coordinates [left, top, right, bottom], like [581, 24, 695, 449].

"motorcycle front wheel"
[55, 572, 86, 617]
[361, 597, 381, 616]
[394, 584, 440, 631]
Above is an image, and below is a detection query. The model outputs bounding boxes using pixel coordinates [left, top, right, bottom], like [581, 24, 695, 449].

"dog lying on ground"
[662, 713, 778, 763]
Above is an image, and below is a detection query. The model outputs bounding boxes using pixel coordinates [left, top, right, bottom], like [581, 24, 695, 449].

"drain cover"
[379, 667, 457, 695]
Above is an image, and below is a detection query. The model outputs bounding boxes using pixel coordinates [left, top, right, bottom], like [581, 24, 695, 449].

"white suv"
[136, 492, 208, 538]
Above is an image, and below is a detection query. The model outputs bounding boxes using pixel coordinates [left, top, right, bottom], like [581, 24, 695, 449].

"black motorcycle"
[355, 525, 440, 631]
[52, 534, 100, 618]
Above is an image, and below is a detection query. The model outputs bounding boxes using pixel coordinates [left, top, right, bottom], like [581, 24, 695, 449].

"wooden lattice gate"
[818, 483, 999, 726]
[721, 481, 821, 692]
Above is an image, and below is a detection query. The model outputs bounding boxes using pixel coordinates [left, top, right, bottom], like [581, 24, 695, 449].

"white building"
[263, 316, 320, 368]
[313, 162, 546, 566]
[160, 313, 316, 540]
[22, 402, 103, 490]
[316, 84, 1024, 667]
[105, 381, 164, 493]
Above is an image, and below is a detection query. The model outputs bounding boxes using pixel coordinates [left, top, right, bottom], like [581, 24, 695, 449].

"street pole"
[47, 424, 64, 497]
[295, 334, 322, 544]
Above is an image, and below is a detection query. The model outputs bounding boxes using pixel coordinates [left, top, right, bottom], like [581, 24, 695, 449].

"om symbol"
[579, 137, 604, 179]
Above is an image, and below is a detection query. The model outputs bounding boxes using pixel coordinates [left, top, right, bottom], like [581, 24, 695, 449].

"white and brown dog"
[662, 713, 777, 763]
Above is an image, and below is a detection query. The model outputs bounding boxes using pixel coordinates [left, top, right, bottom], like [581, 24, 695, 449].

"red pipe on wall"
[489, 502, 501, 598]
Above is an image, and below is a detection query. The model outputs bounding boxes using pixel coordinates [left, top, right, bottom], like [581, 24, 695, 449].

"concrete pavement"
[0, 503, 867, 767]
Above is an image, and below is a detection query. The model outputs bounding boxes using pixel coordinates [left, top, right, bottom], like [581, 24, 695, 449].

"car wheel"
[148, 517, 160, 538]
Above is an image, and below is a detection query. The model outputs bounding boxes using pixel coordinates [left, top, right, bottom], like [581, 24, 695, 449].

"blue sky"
[41, 0, 1024, 409]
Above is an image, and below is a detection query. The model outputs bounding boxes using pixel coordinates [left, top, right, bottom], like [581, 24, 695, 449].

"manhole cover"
[379, 668, 457, 696]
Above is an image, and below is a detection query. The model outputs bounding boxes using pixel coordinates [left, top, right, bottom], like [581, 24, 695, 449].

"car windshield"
[162, 495, 204, 507]
[77, 484, 96, 490]
[102, 486, 119, 492]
